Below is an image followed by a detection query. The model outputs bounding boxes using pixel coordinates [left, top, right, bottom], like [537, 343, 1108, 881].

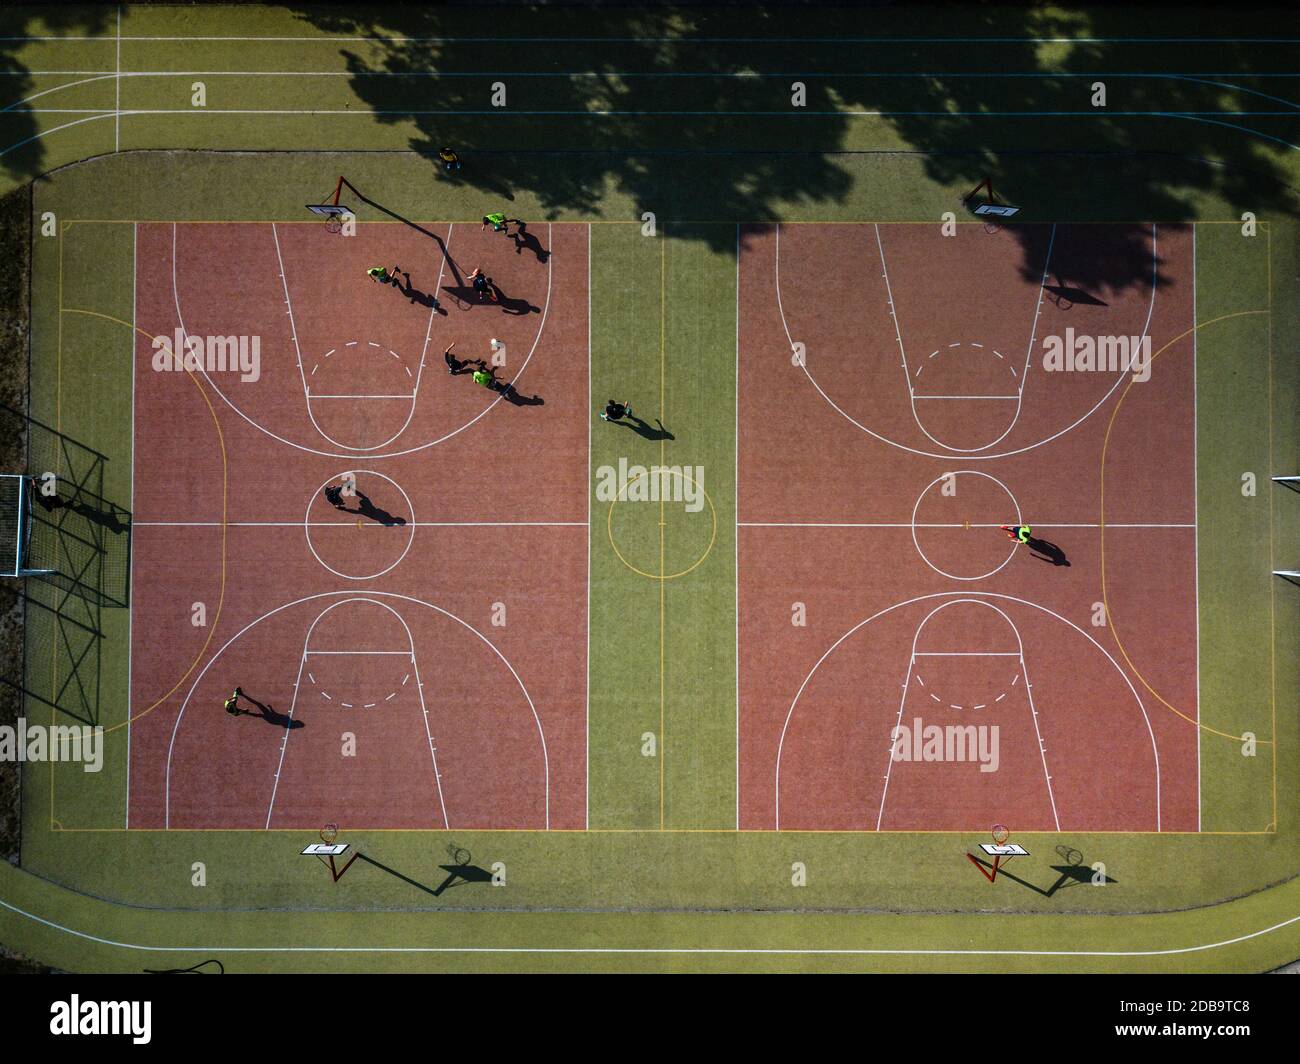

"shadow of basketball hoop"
[1043, 283, 1109, 309]
[968, 843, 1117, 896]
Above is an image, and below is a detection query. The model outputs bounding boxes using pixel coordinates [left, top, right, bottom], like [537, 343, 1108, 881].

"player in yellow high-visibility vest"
[1000, 524, 1032, 544]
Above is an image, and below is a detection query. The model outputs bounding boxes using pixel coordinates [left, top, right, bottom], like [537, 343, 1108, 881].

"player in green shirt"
[366, 265, 401, 285]
[1000, 523, 1032, 544]
[482, 212, 509, 232]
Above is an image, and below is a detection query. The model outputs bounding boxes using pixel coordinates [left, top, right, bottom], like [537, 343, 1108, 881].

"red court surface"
[126, 221, 588, 831]
[737, 222, 1199, 833]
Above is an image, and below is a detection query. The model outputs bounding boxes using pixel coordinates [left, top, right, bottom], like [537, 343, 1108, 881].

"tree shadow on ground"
[2, 7, 1295, 296]
[279, 4, 1299, 294]
[0, 7, 116, 181]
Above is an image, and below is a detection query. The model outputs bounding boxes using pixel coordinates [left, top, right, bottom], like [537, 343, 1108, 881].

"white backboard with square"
[301, 843, 349, 856]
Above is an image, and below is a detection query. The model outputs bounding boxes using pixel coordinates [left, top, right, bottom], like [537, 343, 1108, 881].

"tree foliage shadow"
[0, 7, 116, 180]
[2, 6, 1296, 298]
[279, 3, 1299, 294]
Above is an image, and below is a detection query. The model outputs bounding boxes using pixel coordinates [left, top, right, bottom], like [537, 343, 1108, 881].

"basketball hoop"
[307, 176, 353, 234]
[320, 823, 339, 845]
[962, 177, 1021, 230]
[967, 825, 1027, 883]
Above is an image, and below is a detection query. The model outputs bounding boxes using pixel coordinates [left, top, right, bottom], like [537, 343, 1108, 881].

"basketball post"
[302, 842, 359, 881]
[305, 175, 355, 232]
[961, 177, 1021, 222]
[967, 825, 1028, 882]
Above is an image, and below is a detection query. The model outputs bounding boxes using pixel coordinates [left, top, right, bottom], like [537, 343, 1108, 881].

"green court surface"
[0, 4, 1297, 974]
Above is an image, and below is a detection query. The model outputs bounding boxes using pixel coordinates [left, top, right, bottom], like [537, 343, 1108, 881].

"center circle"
[305, 469, 416, 580]
[910, 470, 1021, 581]
[606, 469, 718, 580]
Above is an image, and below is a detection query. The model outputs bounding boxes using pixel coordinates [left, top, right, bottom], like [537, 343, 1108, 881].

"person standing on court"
[472, 365, 501, 391]
[600, 400, 633, 422]
[439, 146, 462, 173]
[444, 342, 476, 375]
[366, 265, 401, 286]
[467, 266, 497, 303]
[1000, 523, 1032, 544]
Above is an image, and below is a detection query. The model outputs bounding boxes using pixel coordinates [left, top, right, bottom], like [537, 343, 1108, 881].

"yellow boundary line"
[56, 307, 229, 737]
[1099, 309, 1270, 743]
[43, 222, 1288, 840]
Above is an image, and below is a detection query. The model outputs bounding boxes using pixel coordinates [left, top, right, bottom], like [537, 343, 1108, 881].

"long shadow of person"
[509, 222, 550, 263]
[1026, 536, 1070, 566]
[498, 382, 544, 406]
[494, 291, 540, 316]
[236, 691, 303, 730]
[355, 491, 407, 526]
[340, 182, 466, 286]
[1042, 283, 1109, 308]
[324, 487, 407, 526]
[396, 274, 447, 314]
[611, 413, 675, 441]
[37, 492, 131, 535]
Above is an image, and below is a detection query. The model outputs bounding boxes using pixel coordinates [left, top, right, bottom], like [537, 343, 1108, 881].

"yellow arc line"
[606, 470, 718, 580]
[1099, 308, 1270, 744]
[61, 307, 229, 736]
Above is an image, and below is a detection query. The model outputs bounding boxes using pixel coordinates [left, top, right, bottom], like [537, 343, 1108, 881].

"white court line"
[734, 221, 742, 829]
[876, 222, 1056, 454]
[8, 110, 1299, 161]
[276, 223, 428, 453]
[774, 590, 1161, 831]
[739, 521, 1193, 528]
[170, 222, 554, 459]
[1, 892, 1298, 958]
[1192, 224, 1202, 833]
[875, 600, 1060, 831]
[774, 224, 1162, 461]
[264, 599, 449, 830]
[910, 469, 1020, 582]
[304, 650, 413, 656]
[125, 219, 135, 828]
[164, 591, 550, 830]
[913, 652, 1020, 656]
[265, 648, 310, 829]
[874, 223, 910, 385]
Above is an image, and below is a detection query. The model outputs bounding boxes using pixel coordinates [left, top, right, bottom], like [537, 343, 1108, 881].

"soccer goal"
[0, 474, 53, 579]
